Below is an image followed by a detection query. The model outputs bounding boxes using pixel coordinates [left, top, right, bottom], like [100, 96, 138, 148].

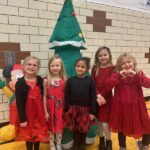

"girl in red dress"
[15, 56, 48, 150]
[43, 55, 67, 150]
[91, 46, 114, 150]
[106, 53, 150, 150]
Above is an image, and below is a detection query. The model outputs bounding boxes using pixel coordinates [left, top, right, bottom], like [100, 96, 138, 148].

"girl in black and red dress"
[65, 57, 97, 150]
[15, 56, 48, 150]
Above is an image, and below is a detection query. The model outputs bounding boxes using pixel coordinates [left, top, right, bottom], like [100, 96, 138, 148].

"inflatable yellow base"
[0, 124, 15, 142]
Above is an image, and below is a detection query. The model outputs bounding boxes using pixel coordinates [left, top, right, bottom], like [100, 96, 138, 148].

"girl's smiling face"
[49, 58, 62, 76]
[120, 57, 135, 71]
[75, 60, 87, 78]
[24, 59, 39, 75]
[98, 49, 110, 67]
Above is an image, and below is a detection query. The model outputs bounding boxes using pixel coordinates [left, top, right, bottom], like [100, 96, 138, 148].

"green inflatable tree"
[49, 0, 87, 77]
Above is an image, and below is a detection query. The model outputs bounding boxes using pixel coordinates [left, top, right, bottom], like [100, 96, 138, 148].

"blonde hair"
[23, 56, 41, 68]
[47, 55, 67, 84]
[116, 53, 137, 72]
[94, 46, 112, 76]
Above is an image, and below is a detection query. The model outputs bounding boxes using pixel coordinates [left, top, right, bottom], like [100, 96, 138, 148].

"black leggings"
[118, 133, 150, 148]
[118, 133, 126, 148]
[142, 134, 150, 146]
[26, 141, 40, 150]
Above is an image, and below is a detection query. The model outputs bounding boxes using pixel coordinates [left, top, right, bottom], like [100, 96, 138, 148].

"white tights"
[99, 121, 111, 140]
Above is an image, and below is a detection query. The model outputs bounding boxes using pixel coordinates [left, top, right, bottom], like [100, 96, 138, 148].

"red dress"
[91, 65, 114, 122]
[15, 81, 48, 142]
[46, 79, 65, 134]
[106, 72, 150, 138]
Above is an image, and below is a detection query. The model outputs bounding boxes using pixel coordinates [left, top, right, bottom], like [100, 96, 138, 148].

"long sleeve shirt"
[65, 76, 97, 115]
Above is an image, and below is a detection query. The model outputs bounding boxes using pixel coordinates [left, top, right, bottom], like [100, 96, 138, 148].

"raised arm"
[136, 71, 150, 88]
[104, 72, 121, 90]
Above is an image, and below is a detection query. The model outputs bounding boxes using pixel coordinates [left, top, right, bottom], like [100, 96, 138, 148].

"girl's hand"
[127, 70, 136, 76]
[45, 112, 50, 122]
[89, 114, 95, 121]
[97, 95, 106, 106]
[120, 70, 127, 78]
[120, 69, 136, 78]
[97, 94, 101, 105]
[20, 121, 27, 127]
[97, 94, 102, 99]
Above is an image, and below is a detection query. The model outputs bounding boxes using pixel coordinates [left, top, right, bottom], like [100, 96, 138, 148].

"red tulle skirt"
[65, 105, 95, 133]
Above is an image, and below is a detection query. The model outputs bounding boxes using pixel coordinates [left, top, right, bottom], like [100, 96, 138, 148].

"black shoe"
[99, 137, 105, 150]
[106, 140, 112, 150]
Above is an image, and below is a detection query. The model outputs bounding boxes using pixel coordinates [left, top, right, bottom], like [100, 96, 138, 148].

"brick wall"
[0, 0, 150, 123]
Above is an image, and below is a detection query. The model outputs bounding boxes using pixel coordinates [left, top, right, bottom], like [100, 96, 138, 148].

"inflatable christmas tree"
[49, 0, 87, 77]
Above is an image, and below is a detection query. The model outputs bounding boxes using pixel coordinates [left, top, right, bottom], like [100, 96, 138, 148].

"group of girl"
[14, 46, 150, 150]
[92, 47, 150, 150]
